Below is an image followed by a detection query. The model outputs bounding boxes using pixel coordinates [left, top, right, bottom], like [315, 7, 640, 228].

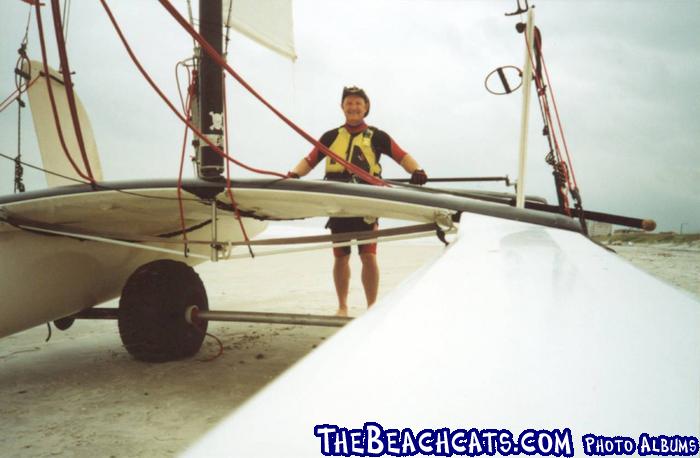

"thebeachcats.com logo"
[313, 423, 700, 457]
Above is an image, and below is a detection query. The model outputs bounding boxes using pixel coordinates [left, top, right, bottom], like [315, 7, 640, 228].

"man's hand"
[286, 171, 300, 179]
[410, 169, 428, 185]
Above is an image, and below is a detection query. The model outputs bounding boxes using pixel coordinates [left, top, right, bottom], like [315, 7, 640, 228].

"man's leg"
[333, 254, 351, 316]
[359, 253, 379, 307]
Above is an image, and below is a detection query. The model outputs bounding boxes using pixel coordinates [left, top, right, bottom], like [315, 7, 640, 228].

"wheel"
[118, 259, 208, 362]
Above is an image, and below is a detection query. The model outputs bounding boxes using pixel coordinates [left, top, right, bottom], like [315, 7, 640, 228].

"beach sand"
[0, 241, 698, 457]
[612, 243, 700, 299]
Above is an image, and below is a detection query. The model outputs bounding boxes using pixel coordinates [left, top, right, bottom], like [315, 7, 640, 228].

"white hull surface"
[185, 213, 700, 456]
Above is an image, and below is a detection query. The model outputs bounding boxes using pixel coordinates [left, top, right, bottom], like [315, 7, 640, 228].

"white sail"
[222, 0, 297, 61]
[23, 60, 103, 186]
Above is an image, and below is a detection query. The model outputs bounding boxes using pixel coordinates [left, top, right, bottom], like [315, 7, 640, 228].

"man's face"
[342, 95, 368, 125]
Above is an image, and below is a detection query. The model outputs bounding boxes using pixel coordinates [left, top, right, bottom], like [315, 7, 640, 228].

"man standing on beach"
[288, 86, 428, 316]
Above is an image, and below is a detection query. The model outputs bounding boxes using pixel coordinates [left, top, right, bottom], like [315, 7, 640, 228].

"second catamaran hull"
[0, 178, 579, 339]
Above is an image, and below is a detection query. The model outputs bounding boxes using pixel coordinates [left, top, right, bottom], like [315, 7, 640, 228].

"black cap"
[342, 86, 370, 116]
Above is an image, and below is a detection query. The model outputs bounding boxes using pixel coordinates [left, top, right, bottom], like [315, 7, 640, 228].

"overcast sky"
[0, 0, 698, 233]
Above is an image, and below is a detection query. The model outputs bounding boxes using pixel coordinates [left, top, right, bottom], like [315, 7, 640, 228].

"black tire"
[118, 259, 208, 362]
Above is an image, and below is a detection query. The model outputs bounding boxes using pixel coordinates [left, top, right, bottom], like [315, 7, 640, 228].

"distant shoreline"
[593, 232, 700, 247]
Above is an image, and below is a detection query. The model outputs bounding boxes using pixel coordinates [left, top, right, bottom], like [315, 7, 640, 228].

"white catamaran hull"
[185, 212, 700, 456]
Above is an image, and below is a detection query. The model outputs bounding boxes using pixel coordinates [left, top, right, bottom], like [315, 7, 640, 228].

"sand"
[611, 244, 700, 299]
[0, 241, 698, 457]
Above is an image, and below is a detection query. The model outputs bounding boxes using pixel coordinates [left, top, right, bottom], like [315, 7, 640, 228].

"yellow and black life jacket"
[324, 126, 382, 181]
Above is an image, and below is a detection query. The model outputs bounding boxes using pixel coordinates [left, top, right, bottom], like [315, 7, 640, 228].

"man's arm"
[399, 154, 421, 174]
[289, 157, 313, 177]
[382, 133, 427, 185]
[378, 133, 425, 176]
[400, 154, 428, 185]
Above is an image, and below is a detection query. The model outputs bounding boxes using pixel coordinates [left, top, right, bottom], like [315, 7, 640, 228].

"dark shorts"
[327, 217, 378, 258]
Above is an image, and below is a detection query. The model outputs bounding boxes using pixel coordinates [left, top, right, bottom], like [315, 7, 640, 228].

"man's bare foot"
[335, 307, 348, 317]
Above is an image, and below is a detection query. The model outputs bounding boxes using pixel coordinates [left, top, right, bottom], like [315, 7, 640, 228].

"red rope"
[99, 0, 285, 179]
[198, 329, 224, 362]
[521, 32, 576, 216]
[538, 82, 567, 168]
[49, 0, 95, 182]
[0, 89, 21, 112]
[540, 55, 579, 190]
[525, 32, 577, 191]
[34, 1, 94, 183]
[157, 0, 388, 187]
[189, 311, 224, 362]
[0, 76, 39, 113]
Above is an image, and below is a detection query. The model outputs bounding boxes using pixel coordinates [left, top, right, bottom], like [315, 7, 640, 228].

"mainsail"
[222, 0, 297, 61]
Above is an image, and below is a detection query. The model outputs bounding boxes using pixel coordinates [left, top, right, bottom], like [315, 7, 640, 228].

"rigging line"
[525, 30, 577, 192]
[18, 2, 33, 74]
[222, 70, 255, 258]
[532, 72, 567, 177]
[79, 223, 444, 247]
[540, 54, 579, 190]
[15, 92, 25, 193]
[13, 223, 211, 260]
[533, 85, 554, 153]
[0, 150, 90, 185]
[99, 0, 286, 179]
[0, 88, 22, 113]
[175, 62, 185, 113]
[176, 72, 194, 251]
[533, 87, 571, 214]
[33, 1, 94, 183]
[49, 0, 96, 182]
[186, 0, 196, 50]
[527, 31, 555, 158]
[220, 0, 255, 257]
[157, 0, 387, 187]
[0, 77, 39, 113]
[221, 230, 448, 261]
[61, 0, 71, 44]
[535, 75, 566, 170]
[0, 152, 200, 203]
[223, 0, 234, 56]
[532, 35, 585, 231]
[525, 32, 560, 161]
[521, 30, 573, 216]
[193, 320, 224, 363]
[14, 25, 33, 194]
[524, 30, 586, 230]
[21, 3, 33, 45]
[175, 60, 190, 115]
[524, 32, 573, 189]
